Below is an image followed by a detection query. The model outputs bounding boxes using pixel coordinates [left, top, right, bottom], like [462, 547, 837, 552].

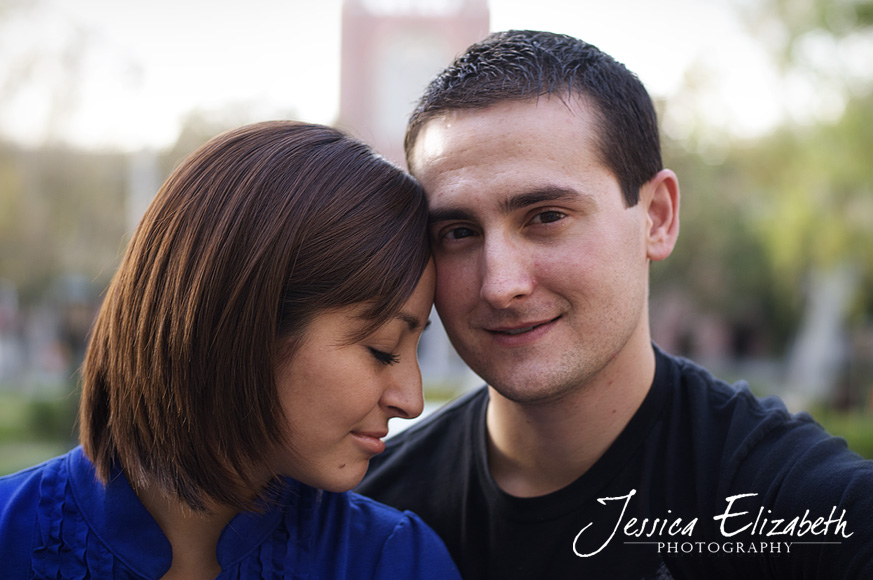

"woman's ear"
[642, 169, 680, 262]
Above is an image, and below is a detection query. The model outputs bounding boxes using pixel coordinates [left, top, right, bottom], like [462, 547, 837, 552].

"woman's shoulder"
[0, 447, 80, 578]
[309, 489, 461, 579]
[0, 447, 75, 504]
[313, 488, 420, 539]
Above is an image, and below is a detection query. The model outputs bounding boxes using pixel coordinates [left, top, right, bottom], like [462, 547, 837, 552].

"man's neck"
[485, 341, 656, 498]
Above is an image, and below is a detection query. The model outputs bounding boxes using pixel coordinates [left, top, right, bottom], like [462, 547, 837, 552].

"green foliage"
[656, 81, 873, 357]
[735, 0, 873, 68]
[0, 389, 78, 444]
[735, 92, 873, 316]
[0, 442, 74, 476]
[25, 394, 78, 442]
[724, 0, 873, 286]
[654, 138, 803, 353]
[812, 408, 873, 459]
[0, 388, 78, 473]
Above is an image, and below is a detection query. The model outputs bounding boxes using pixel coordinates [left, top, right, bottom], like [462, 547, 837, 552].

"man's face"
[409, 97, 658, 404]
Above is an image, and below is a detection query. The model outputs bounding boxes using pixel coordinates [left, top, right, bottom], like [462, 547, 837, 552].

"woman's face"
[273, 262, 435, 492]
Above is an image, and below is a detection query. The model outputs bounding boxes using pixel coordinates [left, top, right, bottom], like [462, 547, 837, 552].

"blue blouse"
[0, 446, 461, 579]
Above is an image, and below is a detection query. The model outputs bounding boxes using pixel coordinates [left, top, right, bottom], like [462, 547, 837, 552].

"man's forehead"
[409, 96, 594, 165]
[410, 99, 615, 216]
[409, 107, 520, 183]
[407, 109, 476, 176]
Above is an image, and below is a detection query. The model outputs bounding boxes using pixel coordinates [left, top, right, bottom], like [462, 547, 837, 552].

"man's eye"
[532, 211, 565, 224]
[444, 227, 476, 240]
[369, 347, 400, 366]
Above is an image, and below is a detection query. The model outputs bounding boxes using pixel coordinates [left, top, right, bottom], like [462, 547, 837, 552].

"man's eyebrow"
[500, 186, 590, 214]
[428, 186, 592, 226]
[428, 207, 474, 226]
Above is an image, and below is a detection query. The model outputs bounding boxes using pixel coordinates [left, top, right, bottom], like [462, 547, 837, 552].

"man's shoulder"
[358, 386, 487, 496]
[385, 386, 487, 453]
[656, 347, 862, 474]
[661, 354, 873, 575]
[658, 347, 797, 427]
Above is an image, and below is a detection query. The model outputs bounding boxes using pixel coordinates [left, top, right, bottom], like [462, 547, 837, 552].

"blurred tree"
[0, 143, 127, 305]
[657, 0, 873, 402]
[742, 94, 873, 288]
[735, 0, 873, 66]
[652, 0, 873, 406]
[162, 109, 253, 174]
[731, 0, 873, 402]
[162, 105, 299, 174]
[736, 92, 873, 403]
[653, 134, 795, 366]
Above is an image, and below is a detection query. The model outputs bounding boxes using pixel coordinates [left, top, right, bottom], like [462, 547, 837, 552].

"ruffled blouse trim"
[29, 447, 320, 579]
[33, 450, 116, 578]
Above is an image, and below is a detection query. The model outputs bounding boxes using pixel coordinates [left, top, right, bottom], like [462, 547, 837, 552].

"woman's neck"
[136, 483, 238, 580]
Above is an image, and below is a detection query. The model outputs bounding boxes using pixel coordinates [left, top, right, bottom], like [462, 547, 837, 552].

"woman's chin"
[284, 463, 369, 494]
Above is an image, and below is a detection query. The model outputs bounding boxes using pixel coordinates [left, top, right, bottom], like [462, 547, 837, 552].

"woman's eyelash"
[369, 347, 400, 366]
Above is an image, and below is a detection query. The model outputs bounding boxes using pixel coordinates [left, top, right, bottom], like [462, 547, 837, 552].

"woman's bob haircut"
[79, 120, 430, 512]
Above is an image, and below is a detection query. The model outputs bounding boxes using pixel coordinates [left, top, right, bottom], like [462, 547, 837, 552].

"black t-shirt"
[357, 348, 873, 579]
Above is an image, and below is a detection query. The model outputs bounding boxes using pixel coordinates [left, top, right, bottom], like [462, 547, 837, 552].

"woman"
[0, 121, 460, 579]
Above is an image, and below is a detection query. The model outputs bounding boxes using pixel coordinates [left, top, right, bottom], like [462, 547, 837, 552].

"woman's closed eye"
[368, 347, 400, 366]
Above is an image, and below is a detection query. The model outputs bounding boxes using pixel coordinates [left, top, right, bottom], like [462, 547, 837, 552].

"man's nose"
[480, 235, 534, 309]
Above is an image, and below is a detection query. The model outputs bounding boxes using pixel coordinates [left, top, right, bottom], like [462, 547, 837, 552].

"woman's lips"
[350, 431, 388, 455]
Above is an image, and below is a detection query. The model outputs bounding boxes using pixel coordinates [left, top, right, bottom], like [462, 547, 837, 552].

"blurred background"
[1, 0, 872, 474]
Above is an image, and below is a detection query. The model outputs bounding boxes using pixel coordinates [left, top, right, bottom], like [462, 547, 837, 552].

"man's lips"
[486, 316, 560, 336]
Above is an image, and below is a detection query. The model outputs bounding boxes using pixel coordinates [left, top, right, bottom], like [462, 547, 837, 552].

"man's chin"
[484, 371, 582, 406]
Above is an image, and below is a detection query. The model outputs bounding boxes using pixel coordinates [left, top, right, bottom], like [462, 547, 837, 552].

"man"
[357, 30, 873, 579]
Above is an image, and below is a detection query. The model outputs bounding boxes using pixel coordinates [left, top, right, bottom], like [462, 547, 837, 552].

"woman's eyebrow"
[397, 312, 427, 331]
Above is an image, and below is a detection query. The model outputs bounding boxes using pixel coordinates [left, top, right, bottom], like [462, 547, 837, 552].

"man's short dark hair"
[405, 29, 662, 206]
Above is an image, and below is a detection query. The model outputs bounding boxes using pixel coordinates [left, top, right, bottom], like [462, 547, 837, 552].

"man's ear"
[642, 169, 680, 262]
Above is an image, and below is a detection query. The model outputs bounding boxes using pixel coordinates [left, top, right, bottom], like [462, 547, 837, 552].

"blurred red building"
[337, 0, 490, 167]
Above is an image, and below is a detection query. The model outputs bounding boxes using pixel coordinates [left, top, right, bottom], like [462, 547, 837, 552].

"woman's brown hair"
[79, 121, 430, 512]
